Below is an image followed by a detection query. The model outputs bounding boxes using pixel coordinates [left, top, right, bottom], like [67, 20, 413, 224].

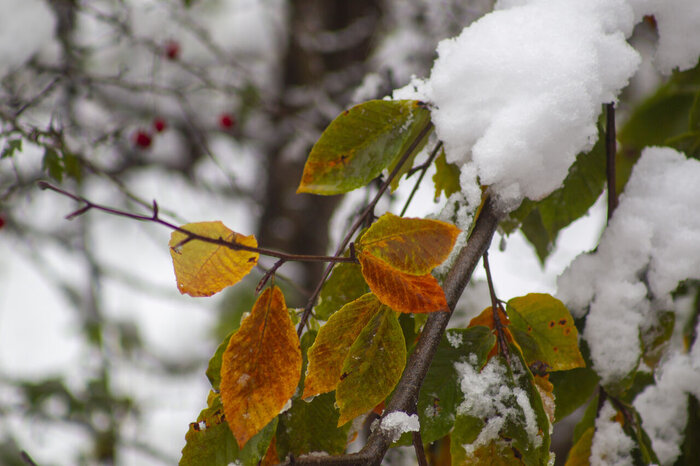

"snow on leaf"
[169, 221, 258, 297]
[506, 293, 585, 372]
[303, 293, 383, 398]
[336, 307, 406, 426]
[297, 100, 431, 195]
[356, 213, 460, 276]
[220, 287, 301, 448]
[358, 251, 448, 314]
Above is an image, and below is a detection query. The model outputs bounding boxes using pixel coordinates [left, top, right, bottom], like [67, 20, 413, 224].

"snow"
[395, 0, 640, 211]
[558, 147, 700, 385]
[634, 321, 700, 465]
[446, 330, 463, 348]
[0, 0, 55, 77]
[590, 401, 635, 466]
[378, 411, 420, 442]
[455, 357, 543, 455]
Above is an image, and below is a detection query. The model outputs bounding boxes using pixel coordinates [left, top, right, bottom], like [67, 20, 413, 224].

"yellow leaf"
[169, 221, 258, 297]
[565, 427, 594, 466]
[303, 293, 383, 398]
[220, 287, 301, 448]
[359, 251, 449, 313]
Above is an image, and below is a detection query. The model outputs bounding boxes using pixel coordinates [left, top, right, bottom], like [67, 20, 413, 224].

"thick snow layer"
[590, 401, 635, 466]
[634, 322, 700, 465]
[629, 0, 700, 74]
[0, 0, 55, 77]
[395, 0, 640, 210]
[379, 411, 420, 442]
[558, 147, 700, 385]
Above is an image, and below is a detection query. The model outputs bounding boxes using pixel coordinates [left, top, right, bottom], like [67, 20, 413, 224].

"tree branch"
[281, 196, 501, 465]
[605, 102, 618, 223]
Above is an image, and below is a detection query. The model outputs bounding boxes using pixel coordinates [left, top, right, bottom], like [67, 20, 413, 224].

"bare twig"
[281, 196, 501, 465]
[400, 141, 442, 216]
[296, 121, 435, 335]
[606, 102, 618, 223]
[412, 431, 429, 466]
[483, 250, 511, 365]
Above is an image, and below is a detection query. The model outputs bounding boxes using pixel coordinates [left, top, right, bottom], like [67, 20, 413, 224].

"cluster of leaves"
[168, 99, 597, 465]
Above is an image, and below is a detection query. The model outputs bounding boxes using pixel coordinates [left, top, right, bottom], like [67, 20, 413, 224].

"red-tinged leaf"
[356, 213, 460, 275]
[220, 287, 301, 448]
[336, 307, 406, 425]
[506, 293, 584, 371]
[297, 100, 431, 195]
[169, 221, 258, 297]
[303, 293, 383, 398]
[359, 252, 448, 313]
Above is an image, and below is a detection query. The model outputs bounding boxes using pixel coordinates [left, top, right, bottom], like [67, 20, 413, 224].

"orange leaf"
[303, 293, 383, 398]
[169, 221, 258, 297]
[357, 213, 460, 275]
[468, 306, 512, 360]
[220, 287, 301, 448]
[359, 252, 448, 313]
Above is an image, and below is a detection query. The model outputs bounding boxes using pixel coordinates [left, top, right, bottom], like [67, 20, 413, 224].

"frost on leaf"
[169, 221, 258, 297]
[220, 286, 301, 448]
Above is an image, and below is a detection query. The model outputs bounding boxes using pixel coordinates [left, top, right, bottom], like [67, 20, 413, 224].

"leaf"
[63, 152, 82, 181]
[180, 394, 277, 466]
[356, 213, 460, 275]
[503, 117, 606, 263]
[336, 307, 406, 425]
[640, 310, 675, 368]
[418, 327, 495, 444]
[433, 150, 461, 201]
[549, 367, 599, 422]
[220, 287, 301, 447]
[564, 426, 594, 466]
[677, 395, 700, 463]
[42, 147, 63, 183]
[315, 263, 369, 321]
[169, 221, 258, 297]
[358, 252, 448, 313]
[206, 333, 232, 391]
[276, 393, 350, 458]
[1, 138, 22, 159]
[297, 100, 432, 195]
[303, 293, 384, 398]
[506, 293, 585, 371]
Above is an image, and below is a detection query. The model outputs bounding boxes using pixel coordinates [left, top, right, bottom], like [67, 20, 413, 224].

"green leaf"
[315, 263, 368, 321]
[297, 100, 432, 195]
[506, 293, 585, 371]
[1, 138, 22, 159]
[206, 333, 232, 391]
[63, 152, 82, 181]
[677, 395, 700, 464]
[180, 394, 277, 466]
[432, 149, 461, 201]
[418, 327, 495, 444]
[276, 392, 349, 458]
[549, 367, 599, 422]
[42, 147, 63, 183]
[565, 426, 594, 466]
[336, 307, 406, 425]
[504, 117, 606, 263]
[303, 293, 384, 398]
[641, 310, 675, 368]
[619, 402, 660, 465]
[572, 394, 598, 445]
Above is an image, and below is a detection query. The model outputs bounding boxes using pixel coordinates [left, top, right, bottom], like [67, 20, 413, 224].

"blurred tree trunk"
[257, 0, 380, 301]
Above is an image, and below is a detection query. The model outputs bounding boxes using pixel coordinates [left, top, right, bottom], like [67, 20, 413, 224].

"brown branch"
[483, 250, 511, 365]
[605, 102, 618, 223]
[413, 430, 429, 466]
[37, 181, 357, 266]
[281, 196, 501, 465]
[296, 121, 435, 335]
[400, 141, 442, 216]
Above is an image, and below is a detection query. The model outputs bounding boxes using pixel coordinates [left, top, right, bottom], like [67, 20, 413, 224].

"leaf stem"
[296, 120, 435, 336]
[38, 181, 358, 265]
[400, 141, 442, 217]
[483, 250, 511, 365]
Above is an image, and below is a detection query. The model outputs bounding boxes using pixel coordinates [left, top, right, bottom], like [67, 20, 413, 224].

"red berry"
[153, 118, 167, 133]
[133, 130, 152, 149]
[164, 40, 180, 60]
[219, 113, 235, 129]
[0, 216, 5, 229]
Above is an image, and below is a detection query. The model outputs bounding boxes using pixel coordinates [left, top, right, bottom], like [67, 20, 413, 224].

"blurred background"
[0, 0, 642, 464]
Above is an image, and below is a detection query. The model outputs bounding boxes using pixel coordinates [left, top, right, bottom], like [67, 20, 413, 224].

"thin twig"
[412, 431, 428, 466]
[296, 121, 435, 336]
[400, 141, 442, 216]
[38, 181, 357, 265]
[20, 451, 39, 466]
[605, 102, 618, 223]
[483, 251, 511, 365]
